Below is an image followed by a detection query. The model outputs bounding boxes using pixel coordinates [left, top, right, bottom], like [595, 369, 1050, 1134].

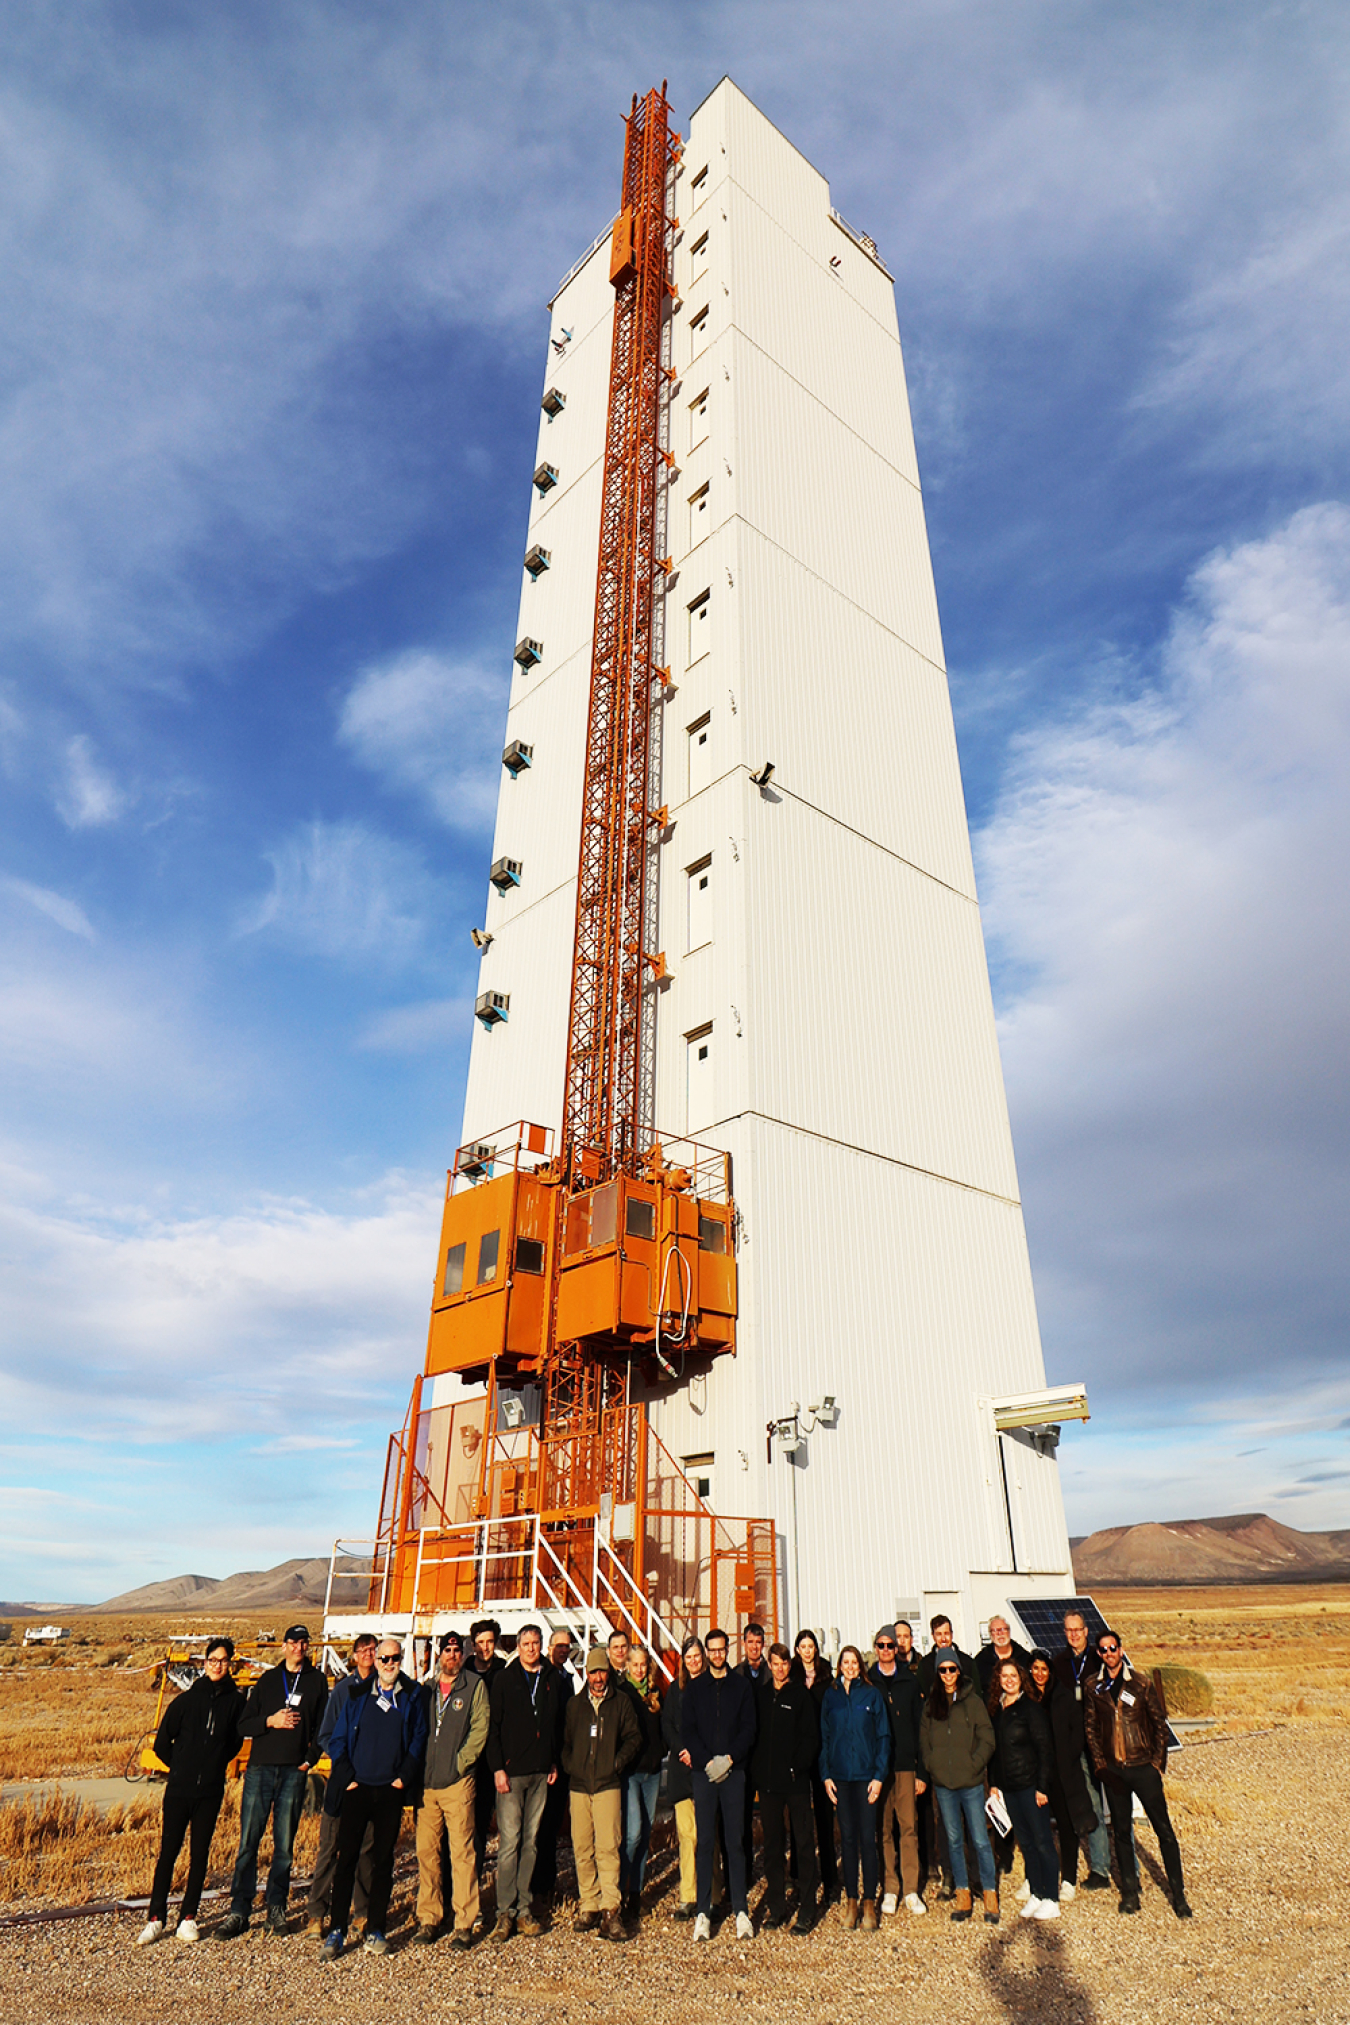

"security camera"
[501, 1397, 525, 1430]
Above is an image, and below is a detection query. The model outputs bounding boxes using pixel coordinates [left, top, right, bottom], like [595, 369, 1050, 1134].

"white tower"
[459, 79, 1082, 1651]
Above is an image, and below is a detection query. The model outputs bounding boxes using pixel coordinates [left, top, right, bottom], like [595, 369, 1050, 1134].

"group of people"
[135, 1605, 1191, 1958]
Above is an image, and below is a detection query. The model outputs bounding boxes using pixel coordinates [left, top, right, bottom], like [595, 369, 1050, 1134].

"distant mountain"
[89, 1555, 368, 1614]
[1072, 1512, 1350, 1586]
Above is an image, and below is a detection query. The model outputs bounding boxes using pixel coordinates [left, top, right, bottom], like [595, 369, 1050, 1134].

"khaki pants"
[878, 1770, 920, 1898]
[569, 1787, 623, 1913]
[416, 1779, 479, 1933]
[674, 1797, 697, 1907]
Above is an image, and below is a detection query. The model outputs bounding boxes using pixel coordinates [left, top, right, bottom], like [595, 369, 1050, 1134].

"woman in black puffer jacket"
[137, 1638, 244, 1945]
[987, 1658, 1060, 1920]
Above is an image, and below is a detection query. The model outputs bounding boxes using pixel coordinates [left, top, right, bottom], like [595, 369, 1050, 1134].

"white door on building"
[687, 856, 713, 951]
[686, 1024, 714, 1132]
[687, 714, 712, 797]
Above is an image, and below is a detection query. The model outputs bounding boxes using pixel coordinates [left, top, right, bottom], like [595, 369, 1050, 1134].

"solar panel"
[1004, 1595, 1182, 1751]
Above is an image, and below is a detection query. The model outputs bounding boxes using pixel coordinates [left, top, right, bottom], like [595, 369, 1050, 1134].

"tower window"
[687, 713, 712, 796]
[687, 589, 710, 665]
[689, 388, 709, 452]
[689, 307, 710, 361]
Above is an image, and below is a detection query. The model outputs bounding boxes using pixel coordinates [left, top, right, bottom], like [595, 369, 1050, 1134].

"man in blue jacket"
[321, 1637, 428, 1959]
[682, 1626, 756, 1942]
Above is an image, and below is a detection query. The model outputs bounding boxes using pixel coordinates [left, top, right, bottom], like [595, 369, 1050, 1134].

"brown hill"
[89, 1555, 369, 1615]
[1072, 1513, 1350, 1587]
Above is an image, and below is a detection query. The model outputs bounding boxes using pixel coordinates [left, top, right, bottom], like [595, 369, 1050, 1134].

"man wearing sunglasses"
[321, 1639, 429, 1959]
[1085, 1631, 1191, 1919]
[868, 1628, 927, 1917]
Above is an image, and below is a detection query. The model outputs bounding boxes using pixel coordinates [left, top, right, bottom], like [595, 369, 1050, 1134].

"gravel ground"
[1, 1725, 1345, 2025]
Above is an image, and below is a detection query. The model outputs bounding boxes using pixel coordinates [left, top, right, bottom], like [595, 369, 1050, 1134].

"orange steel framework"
[356, 88, 780, 1660]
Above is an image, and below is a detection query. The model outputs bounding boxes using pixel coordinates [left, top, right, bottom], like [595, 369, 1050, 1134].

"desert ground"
[0, 1586, 1346, 2023]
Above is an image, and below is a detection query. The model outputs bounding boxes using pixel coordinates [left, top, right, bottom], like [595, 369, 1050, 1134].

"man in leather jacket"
[1085, 1630, 1191, 1919]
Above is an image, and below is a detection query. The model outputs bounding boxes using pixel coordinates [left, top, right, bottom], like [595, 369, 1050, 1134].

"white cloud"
[237, 817, 431, 961]
[54, 732, 128, 827]
[0, 1172, 441, 1450]
[1, 875, 95, 939]
[338, 650, 506, 835]
[979, 503, 1350, 1414]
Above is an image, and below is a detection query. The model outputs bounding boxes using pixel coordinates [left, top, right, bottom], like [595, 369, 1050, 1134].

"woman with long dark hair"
[789, 1630, 838, 1904]
[918, 1652, 999, 1924]
[136, 1638, 243, 1945]
[1027, 1648, 1097, 1900]
[987, 1658, 1060, 1920]
[819, 1644, 890, 1930]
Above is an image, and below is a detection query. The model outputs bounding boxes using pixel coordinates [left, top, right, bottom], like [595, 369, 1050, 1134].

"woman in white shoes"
[137, 1638, 244, 1945]
[987, 1659, 1060, 1921]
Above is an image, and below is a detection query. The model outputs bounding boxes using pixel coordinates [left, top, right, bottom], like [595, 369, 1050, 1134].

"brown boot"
[950, 1888, 973, 1923]
[983, 1889, 1000, 1924]
[860, 1898, 879, 1931]
[842, 1897, 859, 1930]
[598, 1907, 627, 1943]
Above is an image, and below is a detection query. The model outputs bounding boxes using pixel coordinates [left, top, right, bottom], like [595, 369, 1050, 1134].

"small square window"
[515, 1236, 545, 1275]
[625, 1197, 656, 1241]
[477, 1229, 501, 1285]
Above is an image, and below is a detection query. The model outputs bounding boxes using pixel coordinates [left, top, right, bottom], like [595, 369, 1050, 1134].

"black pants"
[1104, 1763, 1185, 1900]
[759, 1784, 818, 1915]
[331, 1784, 405, 1937]
[693, 1768, 747, 1916]
[1045, 1773, 1080, 1886]
[149, 1789, 223, 1923]
[809, 1773, 838, 1894]
[473, 1760, 496, 1881]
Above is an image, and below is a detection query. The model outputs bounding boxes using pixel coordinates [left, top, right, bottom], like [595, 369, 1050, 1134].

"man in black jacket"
[1050, 1610, 1112, 1888]
[305, 1631, 377, 1937]
[220, 1624, 327, 1937]
[752, 1643, 819, 1935]
[563, 1649, 642, 1940]
[138, 1637, 243, 1944]
[466, 1618, 506, 1902]
[869, 1627, 927, 1917]
[976, 1616, 1032, 1693]
[682, 1626, 757, 1941]
[487, 1624, 569, 1941]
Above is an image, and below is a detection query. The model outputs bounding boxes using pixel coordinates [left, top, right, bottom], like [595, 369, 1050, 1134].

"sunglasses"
[376, 1653, 402, 1664]
[875, 1640, 896, 1649]
[1099, 1643, 1120, 1654]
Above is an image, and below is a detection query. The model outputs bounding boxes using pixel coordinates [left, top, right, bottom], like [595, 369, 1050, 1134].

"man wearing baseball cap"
[220, 1625, 328, 1937]
[414, 1632, 488, 1947]
[562, 1650, 642, 1940]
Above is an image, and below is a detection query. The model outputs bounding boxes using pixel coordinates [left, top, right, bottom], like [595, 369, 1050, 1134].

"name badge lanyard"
[283, 1665, 303, 1710]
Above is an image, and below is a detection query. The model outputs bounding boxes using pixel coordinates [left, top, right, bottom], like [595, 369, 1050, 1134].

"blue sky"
[3, 2, 1349, 1599]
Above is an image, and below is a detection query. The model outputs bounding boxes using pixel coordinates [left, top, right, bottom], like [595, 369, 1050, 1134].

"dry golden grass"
[1094, 1582, 1350, 1726]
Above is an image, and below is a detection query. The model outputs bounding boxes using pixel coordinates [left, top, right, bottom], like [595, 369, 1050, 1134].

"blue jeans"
[1004, 1786, 1060, 1902]
[1077, 1749, 1114, 1875]
[934, 1784, 997, 1895]
[229, 1763, 307, 1916]
[621, 1771, 661, 1897]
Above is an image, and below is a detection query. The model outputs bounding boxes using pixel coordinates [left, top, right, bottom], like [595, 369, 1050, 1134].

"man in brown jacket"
[562, 1650, 641, 1941]
[1085, 1631, 1191, 1918]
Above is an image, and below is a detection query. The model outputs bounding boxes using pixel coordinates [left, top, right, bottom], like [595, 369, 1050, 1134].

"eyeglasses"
[376, 1653, 402, 1665]
[936, 1663, 961, 1673]
[1098, 1642, 1120, 1655]
[875, 1640, 896, 1650]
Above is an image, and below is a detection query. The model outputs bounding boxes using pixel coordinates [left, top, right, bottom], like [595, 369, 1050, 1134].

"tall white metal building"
[455, 79, 1082, 1651]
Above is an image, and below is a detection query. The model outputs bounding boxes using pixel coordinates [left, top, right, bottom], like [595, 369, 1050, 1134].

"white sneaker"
[904, 1893, 927, 1916]
[735, 1911, 753, 1941]
[1015, 1878, 1033, 1902]
[136, 1920, 164, 1947]
[693, 1914, 711, 1943]
[1032, 1898, 1061, 1920]
[175, 1919, 200, 1943]
[880, 1892, 898, 1916]
[1059, 1881, 1075, 1902]
[1019, 1896, 1040, 1919]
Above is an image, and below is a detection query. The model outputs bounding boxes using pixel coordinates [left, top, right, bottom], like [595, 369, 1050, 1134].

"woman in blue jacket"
[819, 1644, 890, 1931]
